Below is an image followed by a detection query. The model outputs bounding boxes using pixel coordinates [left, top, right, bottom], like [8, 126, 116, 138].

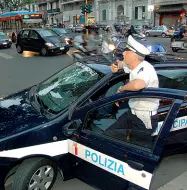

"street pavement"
[1, 37, 187, 190]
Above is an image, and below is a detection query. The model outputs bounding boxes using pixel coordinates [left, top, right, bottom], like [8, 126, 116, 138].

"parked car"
[145, 26, 174, 37]
[51, 28, 77, 45]
[16, 28, 69, 56]
[0, 31, 12, 48]
[1, 61, 187, 190]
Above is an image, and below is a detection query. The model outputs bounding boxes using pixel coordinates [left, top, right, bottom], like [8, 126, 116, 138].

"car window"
[22, 30, 29, 38]
[38, 30, 56, 37]
[83, 96, 173, 151]
[37, 62, 105, 114]
[53, 28, 67, 35]
[153, 27, 158, 30]
[157, 26, 163, 30]
[29, 30, 39, 39]
[157, 69, 187, 90]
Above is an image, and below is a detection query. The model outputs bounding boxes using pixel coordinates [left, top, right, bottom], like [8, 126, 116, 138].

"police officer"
[107, 35, 159, 138]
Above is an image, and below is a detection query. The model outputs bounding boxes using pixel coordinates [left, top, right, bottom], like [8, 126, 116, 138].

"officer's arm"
[119, 79, 146, 91]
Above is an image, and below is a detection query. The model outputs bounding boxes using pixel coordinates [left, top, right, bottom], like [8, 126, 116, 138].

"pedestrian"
[107, 35, 159, 141]
[12, 32, 16, 43]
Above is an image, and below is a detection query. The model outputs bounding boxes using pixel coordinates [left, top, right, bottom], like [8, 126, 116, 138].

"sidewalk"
[151, 153, 187, 190]
[158, 171, 187, 190]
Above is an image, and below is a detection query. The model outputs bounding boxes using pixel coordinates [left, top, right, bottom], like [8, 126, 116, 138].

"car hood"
[0, 88, 48, 139]
[60, 33, 77, 39]
[0, 35, 9, 40]
[43, 36, 64, 44]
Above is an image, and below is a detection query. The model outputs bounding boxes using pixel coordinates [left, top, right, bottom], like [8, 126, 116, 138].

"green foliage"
[1, 0, 34, 11]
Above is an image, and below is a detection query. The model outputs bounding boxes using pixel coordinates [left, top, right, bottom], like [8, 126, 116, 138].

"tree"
[1, 0, 34, 11]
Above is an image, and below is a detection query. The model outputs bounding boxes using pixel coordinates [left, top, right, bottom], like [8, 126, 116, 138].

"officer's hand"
[110, 64, 119, 73]
[116, 60, 123, 69]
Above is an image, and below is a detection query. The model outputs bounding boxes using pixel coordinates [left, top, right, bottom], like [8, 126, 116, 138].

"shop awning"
[155, 4, 184, 12]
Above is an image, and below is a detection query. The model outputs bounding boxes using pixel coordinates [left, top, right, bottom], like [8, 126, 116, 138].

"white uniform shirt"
[123, 61, 159, 129]
[129, 61, 159, 111]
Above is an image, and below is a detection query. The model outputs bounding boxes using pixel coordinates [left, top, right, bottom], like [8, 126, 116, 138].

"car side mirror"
[63, 119, 82, 137]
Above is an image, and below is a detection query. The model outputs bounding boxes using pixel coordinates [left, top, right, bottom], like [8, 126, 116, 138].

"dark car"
[51, 28, 77, 45]
[0, 31, 12, 48]
[16, 28, 69, 56]
[1, 60, 187, 190]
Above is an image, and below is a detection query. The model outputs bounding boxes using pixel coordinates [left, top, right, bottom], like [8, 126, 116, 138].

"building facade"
[97, 0, 153, 26]
[36, 0, 61, 25]
[153, 0, 187, 27]
[60, 0, 96, 26]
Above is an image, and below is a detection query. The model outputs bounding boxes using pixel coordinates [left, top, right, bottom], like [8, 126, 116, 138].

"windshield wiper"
[34, 93, 46, 115]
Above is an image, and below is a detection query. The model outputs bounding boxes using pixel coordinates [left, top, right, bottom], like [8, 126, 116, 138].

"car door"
[28, 30, 42, 51]
[20, 30, 30, 49]
[68, 89, 184, 190]
[156, 26, 163, 36]
[150, 27, 158, 36]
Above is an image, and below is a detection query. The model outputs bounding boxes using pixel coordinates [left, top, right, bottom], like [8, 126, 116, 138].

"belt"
[131, 109, 157, 116]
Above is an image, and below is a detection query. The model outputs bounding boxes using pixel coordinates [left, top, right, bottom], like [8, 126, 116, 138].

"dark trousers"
[106, 110, 159, 134]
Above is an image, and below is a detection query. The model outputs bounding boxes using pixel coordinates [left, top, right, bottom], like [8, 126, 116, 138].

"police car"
[114, 39, 187, 63]
[1, 62, 187, 190]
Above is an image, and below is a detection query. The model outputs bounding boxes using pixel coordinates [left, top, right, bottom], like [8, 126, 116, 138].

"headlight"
[45, 42, 54, 47]
[9, 39, 12, 42]
[65, 37, 70, 41]
[64, 38, 70, 44]
[108, 44, 115, 51]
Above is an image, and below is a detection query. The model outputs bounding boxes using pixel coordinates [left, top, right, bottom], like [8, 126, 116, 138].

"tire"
[7, 45, 11, 48]
[172, 47, 179, 52]
[161, 33, 166, 38]
[146, 32, 150, 37]
[40, 47, 48, 56]
[12, 158, 57, 190]
[16, 45, 23, 54]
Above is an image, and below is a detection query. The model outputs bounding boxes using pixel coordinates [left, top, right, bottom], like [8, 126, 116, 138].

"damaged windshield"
[36, 62, 105, 114]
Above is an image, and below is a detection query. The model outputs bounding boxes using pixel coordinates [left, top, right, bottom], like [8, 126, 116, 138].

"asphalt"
[1, 37, 187, 190]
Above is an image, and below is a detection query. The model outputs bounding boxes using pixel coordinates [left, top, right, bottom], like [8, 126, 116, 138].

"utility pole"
[80, 1, 92, 39]
[85, 0, 88, 39]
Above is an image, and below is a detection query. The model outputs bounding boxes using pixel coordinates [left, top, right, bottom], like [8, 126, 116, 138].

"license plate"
[60, 47, 64, 50]
[3, 43, 7, 45]
[172, 42, 182, 47]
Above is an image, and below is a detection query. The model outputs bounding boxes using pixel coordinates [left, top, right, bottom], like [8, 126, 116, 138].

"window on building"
[102, 10, 107, 21]
[135, 6, 145, 20]
[32, 4, 35, 12]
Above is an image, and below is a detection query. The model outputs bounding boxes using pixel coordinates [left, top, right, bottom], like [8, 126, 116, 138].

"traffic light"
[88, 4, 92, 13]
[80, 4, 85, 14]
[85, 5, 89, 13]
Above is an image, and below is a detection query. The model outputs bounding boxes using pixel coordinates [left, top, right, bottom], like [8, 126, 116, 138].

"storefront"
[154, 4, 187, 28]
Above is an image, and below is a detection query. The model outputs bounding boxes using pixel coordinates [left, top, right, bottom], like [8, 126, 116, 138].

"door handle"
[127, 160, 144, 171]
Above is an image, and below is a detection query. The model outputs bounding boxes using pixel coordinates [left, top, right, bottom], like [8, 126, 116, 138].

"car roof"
[83, 56, 187, 75]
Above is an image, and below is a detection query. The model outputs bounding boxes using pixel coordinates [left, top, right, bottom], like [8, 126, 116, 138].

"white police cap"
[126, 35, 150, 57]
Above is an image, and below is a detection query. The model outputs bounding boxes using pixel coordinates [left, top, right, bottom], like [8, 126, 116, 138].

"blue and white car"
[1, 61, 187, 190]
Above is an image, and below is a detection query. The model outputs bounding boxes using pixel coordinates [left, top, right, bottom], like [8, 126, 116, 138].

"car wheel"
[146, 32, 150, 37]
[172, 47, 179, 52]
[12, 158, 57, 190]
[7, 45, 11, 48]
[16, 45, 23, 54]
[161, 33, 166, 38]
[40, 47, 48, 56]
